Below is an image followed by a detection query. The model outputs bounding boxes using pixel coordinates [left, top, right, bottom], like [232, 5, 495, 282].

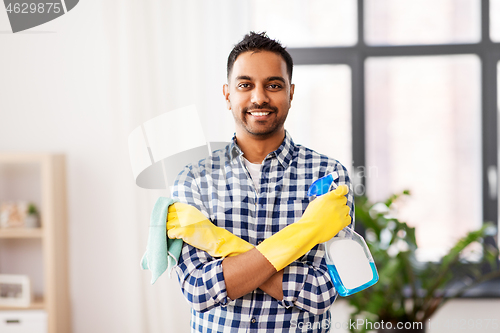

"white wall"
[0, 1, 246, 332]
[1, 2, 153, 332]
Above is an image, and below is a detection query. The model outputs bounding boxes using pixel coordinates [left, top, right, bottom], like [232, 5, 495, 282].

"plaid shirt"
[172, 131, 354, 333]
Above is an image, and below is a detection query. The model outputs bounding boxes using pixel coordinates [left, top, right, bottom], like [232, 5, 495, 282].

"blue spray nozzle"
[307, 172, 339, 197]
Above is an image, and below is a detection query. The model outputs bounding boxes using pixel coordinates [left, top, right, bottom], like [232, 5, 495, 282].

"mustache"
[243, 103, 278, 113]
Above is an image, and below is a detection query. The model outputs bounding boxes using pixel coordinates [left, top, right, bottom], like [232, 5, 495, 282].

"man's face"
[223, 51, 294, 140]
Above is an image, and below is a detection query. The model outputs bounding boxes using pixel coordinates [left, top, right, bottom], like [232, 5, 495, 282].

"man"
[170, 32, 354, 332]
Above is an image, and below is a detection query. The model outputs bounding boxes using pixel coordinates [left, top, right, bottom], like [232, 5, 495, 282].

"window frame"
[288, 0, 499, 297]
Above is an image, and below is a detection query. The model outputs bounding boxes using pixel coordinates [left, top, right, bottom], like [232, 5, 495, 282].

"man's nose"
[251, 85, 270, 106]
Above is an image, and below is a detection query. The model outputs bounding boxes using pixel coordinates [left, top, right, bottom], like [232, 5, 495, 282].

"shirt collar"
[229, 130, 295, 168]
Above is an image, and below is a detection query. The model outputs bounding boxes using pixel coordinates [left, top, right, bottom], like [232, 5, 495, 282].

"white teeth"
[250, 112, 270, 116]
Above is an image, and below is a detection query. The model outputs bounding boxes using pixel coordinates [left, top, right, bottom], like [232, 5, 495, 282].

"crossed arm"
[166, 201, 284, 300]
[169, 185, 350, 304]
[170, 165, 353, 312]
[222, 248, 284, 300]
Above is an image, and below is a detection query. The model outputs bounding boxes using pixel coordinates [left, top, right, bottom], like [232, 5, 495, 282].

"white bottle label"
[328, 239, 373, 290]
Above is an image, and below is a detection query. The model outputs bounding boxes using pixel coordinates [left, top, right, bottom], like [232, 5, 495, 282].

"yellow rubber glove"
[256, 185, 351, 271]
[167, 202, 254, 258]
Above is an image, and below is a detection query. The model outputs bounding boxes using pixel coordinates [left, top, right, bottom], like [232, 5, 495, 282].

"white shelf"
[0, 153, 70, 333]
[0, 228, 43, 239]
[0, 297, 45, 311]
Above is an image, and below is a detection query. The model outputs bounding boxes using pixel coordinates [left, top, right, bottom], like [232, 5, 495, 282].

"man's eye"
[238, 83, 251, 88]
[268, 84, 282, 89]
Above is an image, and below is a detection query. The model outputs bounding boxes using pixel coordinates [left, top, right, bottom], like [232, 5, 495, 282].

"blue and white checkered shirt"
[172, 131, 354, 333]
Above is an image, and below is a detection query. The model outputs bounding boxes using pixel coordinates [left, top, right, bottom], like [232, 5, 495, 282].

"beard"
[234, 102, 288, 137]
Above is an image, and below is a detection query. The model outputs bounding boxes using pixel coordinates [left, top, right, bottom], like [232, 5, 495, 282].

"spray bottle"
[308, 172, 379, 297]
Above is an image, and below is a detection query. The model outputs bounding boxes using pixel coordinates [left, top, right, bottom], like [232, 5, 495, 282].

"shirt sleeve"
[279, 160, 355, 314]
[279, 244, 337, 315]
[172, 166, 230, 313]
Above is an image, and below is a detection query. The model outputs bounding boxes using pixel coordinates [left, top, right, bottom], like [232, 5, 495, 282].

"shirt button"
[257, 240, 263, 245]
[251, 318, 256, 323]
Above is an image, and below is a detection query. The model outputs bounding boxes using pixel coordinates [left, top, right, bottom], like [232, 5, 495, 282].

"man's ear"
[289, 83, 295, 102]
[223, 84, 231, 110]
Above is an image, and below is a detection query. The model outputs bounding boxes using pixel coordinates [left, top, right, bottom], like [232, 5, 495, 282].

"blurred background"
[0, 0, 499, 332]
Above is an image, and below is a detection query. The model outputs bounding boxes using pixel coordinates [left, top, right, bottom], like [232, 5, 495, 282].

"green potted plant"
[347, 191, 500, 333]
[25, 203, 40, 228]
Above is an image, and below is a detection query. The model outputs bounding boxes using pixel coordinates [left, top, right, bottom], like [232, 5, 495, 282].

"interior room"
[1, 1, 499, 332]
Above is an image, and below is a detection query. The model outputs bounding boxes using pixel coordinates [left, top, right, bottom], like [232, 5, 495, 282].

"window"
[287, 65, 352, 170]
[365, 55, 482, 260]
[365, 0, 480, 45]
[249, 0, 357, 47]
[490, 0, 500, 42]
[284, 1, 498, 266]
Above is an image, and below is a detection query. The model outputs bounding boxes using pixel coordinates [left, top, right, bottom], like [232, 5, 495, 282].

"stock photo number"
[429, 318, 499, 330]
[6, 2, 62, 14]
[3, 0, 79, 33]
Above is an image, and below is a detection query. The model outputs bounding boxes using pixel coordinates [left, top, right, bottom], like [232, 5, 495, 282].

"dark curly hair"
[227, 31, 293, 83]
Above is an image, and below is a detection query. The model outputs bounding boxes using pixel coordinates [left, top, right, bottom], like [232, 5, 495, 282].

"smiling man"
[172, 32, 354, 332]
[223, 49, 293, 162]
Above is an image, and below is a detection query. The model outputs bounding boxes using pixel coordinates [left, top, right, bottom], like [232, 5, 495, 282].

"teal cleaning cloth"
[141, 197, 183, 284]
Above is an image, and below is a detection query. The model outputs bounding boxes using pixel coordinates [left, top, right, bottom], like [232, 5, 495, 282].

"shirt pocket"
[271, 197, 311, 232]
[211, 202, 253, 241]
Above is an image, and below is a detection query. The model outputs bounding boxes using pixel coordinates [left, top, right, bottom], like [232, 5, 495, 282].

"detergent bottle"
[307, 172, 379, 297]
